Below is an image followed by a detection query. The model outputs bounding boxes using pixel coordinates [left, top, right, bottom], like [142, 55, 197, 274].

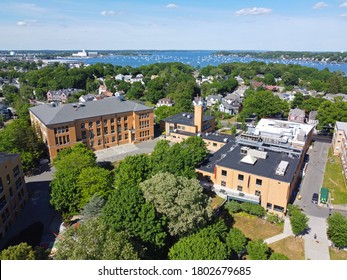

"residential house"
[79, 94, 97, 103]
[46, 89, 82, 104]
[156, 98, 175, 107]
[288, 108, 305, 123]
[205, 95, 222, 107]
[218, 93, 242, 115]
[307, 111, 319, 127]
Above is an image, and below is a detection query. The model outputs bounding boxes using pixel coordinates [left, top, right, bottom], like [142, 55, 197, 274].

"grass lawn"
[269, 236, 305, 260]
[329, 247, 347, 260]
[323, 147, 347, 204]
[210, 196, 226, 210]
[232, 213, 283, 240]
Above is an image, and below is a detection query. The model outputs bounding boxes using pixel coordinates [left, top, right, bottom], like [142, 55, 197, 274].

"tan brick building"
[29, 97, 154, 159]
[332, 121, 347, 181]
[0, 153, 28, 240]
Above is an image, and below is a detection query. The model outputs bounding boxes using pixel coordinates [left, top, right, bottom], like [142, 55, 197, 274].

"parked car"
[311, 193, 319, 204]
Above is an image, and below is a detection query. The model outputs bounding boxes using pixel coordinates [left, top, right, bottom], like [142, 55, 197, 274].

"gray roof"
[29, 97, 152, 126]
[289, 108, 305, 117]
[197, 141, 300, 183]
[173, 130, 235, 143]
[162, 113, 214, 126]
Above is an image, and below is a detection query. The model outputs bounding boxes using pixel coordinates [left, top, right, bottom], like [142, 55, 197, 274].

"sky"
[0, 0, 346, 51]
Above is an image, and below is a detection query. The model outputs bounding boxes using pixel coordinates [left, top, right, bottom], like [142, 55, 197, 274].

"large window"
[256, 179, 262, 186]
[266, 203, 272, 210]
[221, 170, 227, 176]
[238, 174, 244, 181]
[273, 205, 284, 213]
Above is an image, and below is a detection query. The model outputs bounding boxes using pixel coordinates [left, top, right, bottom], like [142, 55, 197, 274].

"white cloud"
[235, 7, 272, 16]
[101, 10, 116, 16]
[313, 2, 328, 9]
[340, 2, 347, 8]
[16, 20, 37, 26]
[341, 13, 347, 17]
[166, 3, 178, 9]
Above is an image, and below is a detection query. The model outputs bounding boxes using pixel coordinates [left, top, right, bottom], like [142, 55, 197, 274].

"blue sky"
[0, 0, 346, 51]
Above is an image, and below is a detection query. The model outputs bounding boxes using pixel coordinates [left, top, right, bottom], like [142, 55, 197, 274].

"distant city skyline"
[0, 0, 346, 51]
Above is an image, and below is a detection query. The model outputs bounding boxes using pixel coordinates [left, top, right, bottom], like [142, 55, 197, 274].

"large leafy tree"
[327, 212, 347, 248]
[240, 90, 288, 120]
[168, 223, 228, 260]
[102, 184, 167, 248]
[287, 205, 309, 236]
[54, 218, 139, 260]
[0, 243, 35, 260]
[114, 154, 152, 189]
[0, 119, 46, 171]
[151, 137, 208, 179]
[50, 143, 97, 215]
[246, 240, 269, 260]
[76, 166, 113, 208]
[226, 228, 247, 258]
[140, 172, 212, 236]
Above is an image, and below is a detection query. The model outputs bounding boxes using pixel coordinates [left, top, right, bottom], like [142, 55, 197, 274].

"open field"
[269, 236, 305, 260]
[323, 148, 347, 204]
[329, 247, 347, 260]
[232, 213, 283, 240]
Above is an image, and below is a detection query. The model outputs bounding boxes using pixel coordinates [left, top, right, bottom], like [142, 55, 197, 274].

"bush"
[225, 200, 241, 213]
[266, 213, 283, 224]
[240, 202, 265, 217]
[327, 212, 347, 248]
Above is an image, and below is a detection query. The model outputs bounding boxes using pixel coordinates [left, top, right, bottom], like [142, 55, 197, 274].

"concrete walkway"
[264, 216, 293, 244]
[304, 215, 330, 260]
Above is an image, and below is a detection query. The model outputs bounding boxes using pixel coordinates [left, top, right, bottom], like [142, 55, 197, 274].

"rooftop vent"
[223, 138, 228, 143]
[182, 113, 186, 117]
[275, 161, 289, 176]
[241, 154, 257, 165]
[187, 115, 191, 119]
[241, 146, 250, 155]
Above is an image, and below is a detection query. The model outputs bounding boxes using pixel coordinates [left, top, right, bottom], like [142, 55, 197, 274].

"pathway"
[264, 216, 293, 244]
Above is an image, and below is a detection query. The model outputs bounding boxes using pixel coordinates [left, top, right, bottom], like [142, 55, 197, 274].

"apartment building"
[332, 121, 347, 181]
[29, 97, 154, 159]
[0, 153, 28, 240]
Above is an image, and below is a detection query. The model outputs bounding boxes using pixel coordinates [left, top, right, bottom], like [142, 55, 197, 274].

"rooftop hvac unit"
[275, 161, 289, 176]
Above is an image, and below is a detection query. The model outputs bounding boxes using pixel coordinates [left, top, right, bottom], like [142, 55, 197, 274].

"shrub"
[267, 213, 283, 224]
[240, 202, 265, 217]
[224, 200, 241, 213]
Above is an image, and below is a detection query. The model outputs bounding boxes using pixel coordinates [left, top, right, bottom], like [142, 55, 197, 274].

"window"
[67, 135, 70, 143]
[96, 120, 101, 126]
[89, 122, 93, 128]
[118, 134, 122, 141]
[82, 131, 87, 140]
[238, 174, 244, 181]
[221, 181, 226, 187]
[112, 136, 115, 142]
[0, 178, 3, 193]
[16, 177, 22, 190]
[110, 118, 114, 123]
[0, 196, 7, 211]
[124, 116, 127, 121]
[213, 143, 217, 147]
[89, 131, 94, 139]
[256, 179, 262, 186]
[117, 125, 122, 132]
[237, 185, 243, 191]
[90, 141, 94, 147]
[6, 174, 10, 185]
[81, 123, 85, 129]
[273, 205, 284, 213]
[104, 127, 108, 135]
[125, 133, 128, 140]
[55, 137, 59, 145]
[13, 165, 20, 177]
[66, 126, 69, 132]
[103, 119, 107, 125]
[54, 128, 57, 134]
[221, 170, 227, 176]
[255, 190, 261, 196]
[98, 139, 102, 146]
[97, 128, 101, 136]
[124, 124, 128, 130]
[117, 117, 121, 123]
[266, 203, 272, 210]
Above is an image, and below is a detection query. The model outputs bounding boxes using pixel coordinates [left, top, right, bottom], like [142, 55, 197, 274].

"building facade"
[332, 122, 347, 182]
[29, 97, 154, 159]
[0, 153, 28, 240]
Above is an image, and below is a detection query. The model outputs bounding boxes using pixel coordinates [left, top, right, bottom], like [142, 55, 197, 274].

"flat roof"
[0, 152, 20, 165]
[336, 121, 347, 135]
[162, 112, 214, 127]
[173, 130, 235, 143]
[197, 141, 300, 183]
[29, 97, 152, 126]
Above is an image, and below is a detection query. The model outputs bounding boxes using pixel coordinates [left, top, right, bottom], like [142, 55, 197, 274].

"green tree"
[0, 243, 35, 260]
[54, 218, 139, 260]
[114, 154, 152, 189]
[140, 172, 212, 236]
[269, 252, 289, 260]
[246, 240, 269, 260]
[291, 93, 305, 109]
[327, 73, 344, 94]
[282, 72, 299, 86]
[264, 73, 275, 85]
[154, 106, 180, 124]
[327, 212, 347, 248]
[50, 143, 97, 215]
[102, 184, 167, 247]
[76, 166, 113, 208]
[287, 205, 309, 235]
[168, 223, 228, 260]
[80, 194, 106, 221]
[226, 228, 247, 258]
[0, 119, 46, 172]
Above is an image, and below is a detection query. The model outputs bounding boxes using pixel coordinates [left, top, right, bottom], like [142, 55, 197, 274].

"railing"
[213, 184, 260, 204]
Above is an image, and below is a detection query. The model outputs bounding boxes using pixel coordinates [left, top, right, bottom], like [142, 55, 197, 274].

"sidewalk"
[264, 216, 293, 244]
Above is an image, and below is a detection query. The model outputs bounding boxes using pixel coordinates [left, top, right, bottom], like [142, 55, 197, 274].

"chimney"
[194, 103, 203, 133]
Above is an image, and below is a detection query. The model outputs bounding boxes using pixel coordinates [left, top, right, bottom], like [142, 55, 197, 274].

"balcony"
[213, 184, 260, 204]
